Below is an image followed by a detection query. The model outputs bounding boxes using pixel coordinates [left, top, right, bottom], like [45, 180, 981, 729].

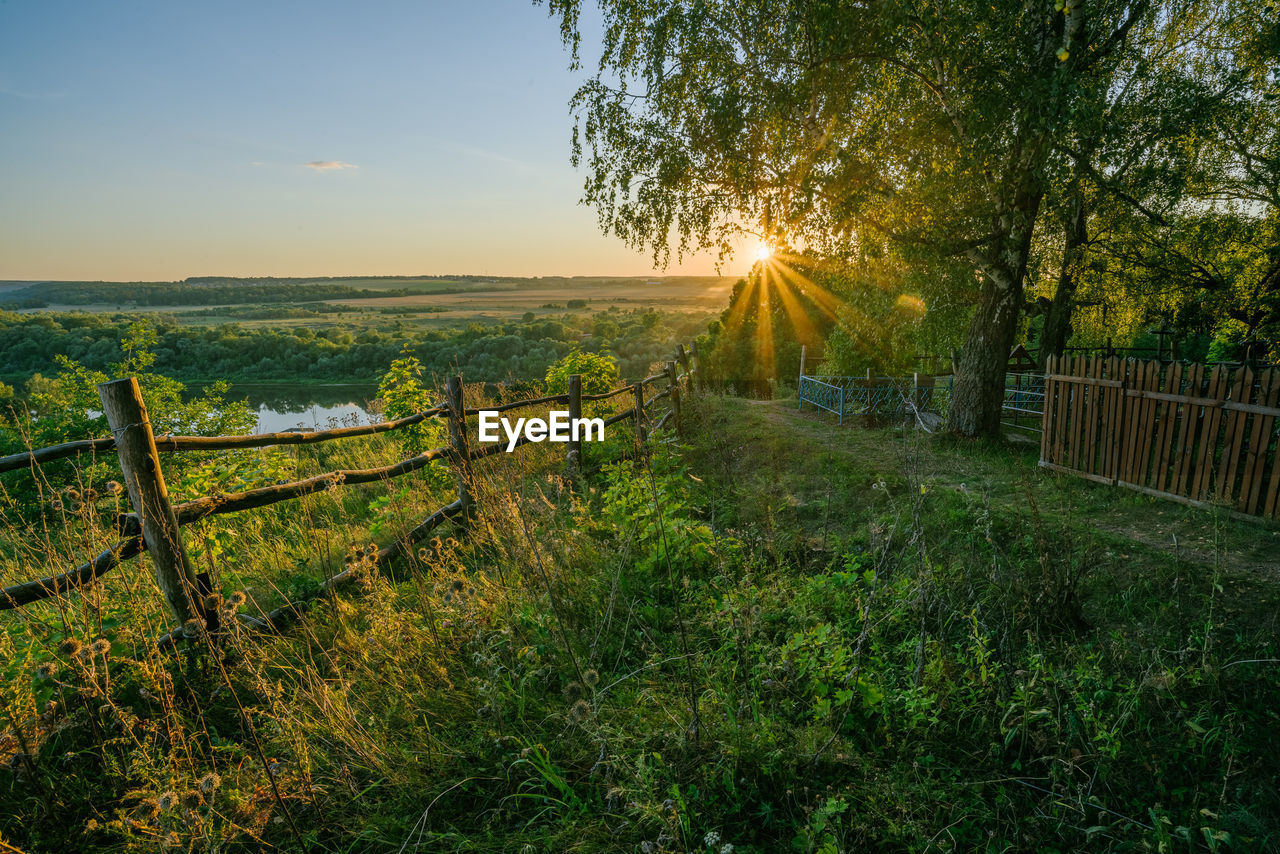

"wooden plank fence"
[1040, 355, 1280, 519]
[0, 345, 699, 641]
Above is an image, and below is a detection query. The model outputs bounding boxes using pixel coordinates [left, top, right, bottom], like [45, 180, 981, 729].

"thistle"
[567, 699, 591, 725]
[57, 638, 83, 657]
[582, 669, 599, 690]
[90, 638, 111, 657]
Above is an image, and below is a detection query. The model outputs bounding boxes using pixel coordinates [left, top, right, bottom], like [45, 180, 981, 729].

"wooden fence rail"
[1, 346, 698, 637]
[1040, 355, 1280, 519]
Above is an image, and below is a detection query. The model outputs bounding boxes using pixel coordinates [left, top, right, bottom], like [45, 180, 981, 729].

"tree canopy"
[542, 0, 1270, 434]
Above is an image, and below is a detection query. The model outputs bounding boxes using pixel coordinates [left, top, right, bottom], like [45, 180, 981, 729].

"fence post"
[445, 376, 475, 528]
[567, 373, 582, 475]
[676, 343, 691, 389]
[633, 381, 647, 452]
[98, 377, 200, 626]
[799, 344, 807, 383]
[666, 361, 682, 433]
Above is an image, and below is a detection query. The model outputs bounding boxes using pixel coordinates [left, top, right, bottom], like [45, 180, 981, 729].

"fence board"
[1218, 368, 1254, 501]
[1191, 365, 1228, 501]
[1171, 363, 1204, 498]
[1240, 369, 1280, 514]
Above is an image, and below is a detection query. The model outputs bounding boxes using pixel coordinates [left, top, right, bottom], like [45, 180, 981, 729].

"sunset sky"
[0, 1, 746, 281]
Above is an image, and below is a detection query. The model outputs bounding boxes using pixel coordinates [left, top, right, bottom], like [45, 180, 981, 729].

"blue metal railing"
[798, 373, 1044, 431]
[798, 376, 846, 423]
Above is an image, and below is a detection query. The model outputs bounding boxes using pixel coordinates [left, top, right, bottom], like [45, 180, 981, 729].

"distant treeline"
[0, 308, 709, 385]
[0, 281, 414, 308]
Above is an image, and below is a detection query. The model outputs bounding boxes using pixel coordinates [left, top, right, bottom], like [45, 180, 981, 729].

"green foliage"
[544, 348, 621, 395]
[2, 389, 1277, 853]
[377, 352, 452, 490]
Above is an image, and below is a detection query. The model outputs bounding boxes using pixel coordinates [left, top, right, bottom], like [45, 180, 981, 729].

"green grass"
[1, 393, 1277, 852]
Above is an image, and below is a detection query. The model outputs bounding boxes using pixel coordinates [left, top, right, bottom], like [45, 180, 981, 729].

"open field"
[0, 276, 736, 327]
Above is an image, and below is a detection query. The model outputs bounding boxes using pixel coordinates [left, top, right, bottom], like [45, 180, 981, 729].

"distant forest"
[0, 281, 414, 308]
[0, 308, 708, 386]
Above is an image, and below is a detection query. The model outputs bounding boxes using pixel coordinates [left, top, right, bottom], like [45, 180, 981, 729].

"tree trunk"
[948, 172, 1045, 437]
[1038, 187, 1088, 370]
[947, 271, 1025, 436]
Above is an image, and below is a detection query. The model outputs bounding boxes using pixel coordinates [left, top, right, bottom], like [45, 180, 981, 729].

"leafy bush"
[544, 349, 621, 395]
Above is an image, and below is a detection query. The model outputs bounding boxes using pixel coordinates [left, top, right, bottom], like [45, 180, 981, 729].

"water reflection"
[194, 383, 379, 433]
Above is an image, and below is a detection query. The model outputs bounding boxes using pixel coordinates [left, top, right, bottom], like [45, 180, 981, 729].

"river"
[200, 383, 379, 433]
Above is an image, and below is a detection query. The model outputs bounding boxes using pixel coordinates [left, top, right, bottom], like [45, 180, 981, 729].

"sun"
[753, 244, 774, 263]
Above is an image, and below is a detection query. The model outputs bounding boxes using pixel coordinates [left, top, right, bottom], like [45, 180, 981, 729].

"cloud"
[303, 160, 358, 172]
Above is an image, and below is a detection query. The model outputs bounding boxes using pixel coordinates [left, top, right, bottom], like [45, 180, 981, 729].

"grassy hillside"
[1, 394, 1277, 852]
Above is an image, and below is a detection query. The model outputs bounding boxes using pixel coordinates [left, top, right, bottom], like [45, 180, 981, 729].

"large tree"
[542, 0, 1172, 435]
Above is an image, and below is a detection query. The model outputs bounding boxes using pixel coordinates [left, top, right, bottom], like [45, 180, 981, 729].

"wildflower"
[582, 669, 599, 689]
[64, 487, 81, 500]
[84, 488, 98, 501]
[567, 699, 591, 725]
[56, 637, 84, 657]
[704, 831, 721, 847]
[90, 638, 111, 657]
[202, 593, 222, 612]
[181, 790, 203, 809]
[157, 791, 177, 811]
[227, 591, 246, 610]
[35, 663, 57, 680]
[562, 681, 583, 702]
[182, 618, 206, 640]
[105, 481, 123, 496]
[720, 845, 735, 854]
[198, 772, 220, 794]
[417, 547, 429, 561]
[69, 500, 84, 512]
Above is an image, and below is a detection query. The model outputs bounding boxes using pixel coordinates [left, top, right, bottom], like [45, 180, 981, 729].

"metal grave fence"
[799, 373, 1044, 431]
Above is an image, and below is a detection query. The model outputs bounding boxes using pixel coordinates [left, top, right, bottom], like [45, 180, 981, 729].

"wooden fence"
[0, 342, 701, 642]
[1040, 355, 1280, 519]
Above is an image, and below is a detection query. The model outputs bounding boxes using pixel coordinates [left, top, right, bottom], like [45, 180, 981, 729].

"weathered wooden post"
[633, 381, 647, 452]
[799, 344, 807, 383]
[666, 361, 682, 433]
[98, 377, 199, 625]
[690, 341, 704, 392]
[567, 373, 583, 475]
[445, 376, 475, 528]
[676, 344, 691, 390]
